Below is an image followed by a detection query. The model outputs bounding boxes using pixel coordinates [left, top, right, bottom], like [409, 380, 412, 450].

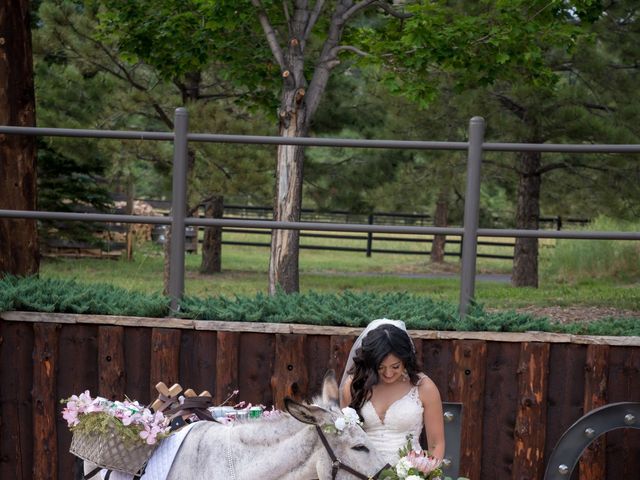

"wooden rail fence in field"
[0, 312, 638, 480]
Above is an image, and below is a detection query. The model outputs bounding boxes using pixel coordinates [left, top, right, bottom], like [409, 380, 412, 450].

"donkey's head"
[285, 370, 387, 480]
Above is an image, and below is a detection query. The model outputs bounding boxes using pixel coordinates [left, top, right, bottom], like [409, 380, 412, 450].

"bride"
[339, 319, 445, 465]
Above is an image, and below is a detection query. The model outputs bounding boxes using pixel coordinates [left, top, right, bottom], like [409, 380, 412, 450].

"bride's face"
[377, 353, 405, 384]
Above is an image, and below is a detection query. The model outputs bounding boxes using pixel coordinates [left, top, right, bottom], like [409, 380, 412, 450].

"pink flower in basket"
[62, 390, 93, 426]
[61, 391, 171, 446]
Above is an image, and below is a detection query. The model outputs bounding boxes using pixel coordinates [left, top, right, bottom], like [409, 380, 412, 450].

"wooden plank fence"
[1, 312, 639, 480]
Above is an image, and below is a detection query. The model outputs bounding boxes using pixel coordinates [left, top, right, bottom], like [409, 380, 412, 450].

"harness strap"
[83, 467, 102, 479]
[314, 425, 377, 480]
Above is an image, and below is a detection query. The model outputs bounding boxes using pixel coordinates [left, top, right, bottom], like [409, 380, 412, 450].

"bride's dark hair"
[348, 324, 420, 411]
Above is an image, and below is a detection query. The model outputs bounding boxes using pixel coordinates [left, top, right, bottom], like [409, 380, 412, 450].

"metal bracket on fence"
[543, 402, 640, 480]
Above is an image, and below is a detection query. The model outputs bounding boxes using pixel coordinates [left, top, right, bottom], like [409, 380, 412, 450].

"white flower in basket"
[62, 391, 171, 475]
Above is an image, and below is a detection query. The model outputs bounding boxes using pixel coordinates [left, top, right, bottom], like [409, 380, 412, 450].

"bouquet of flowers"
[380, 437, 444, 480]
[62, 391, 171, 474]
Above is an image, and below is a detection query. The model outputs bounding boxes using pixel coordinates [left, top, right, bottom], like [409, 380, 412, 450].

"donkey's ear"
[285, 398, 329, 425]
[322, 369, 339, 407]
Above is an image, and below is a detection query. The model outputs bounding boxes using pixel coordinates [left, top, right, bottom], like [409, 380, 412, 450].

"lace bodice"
[360, 385, 424, 465]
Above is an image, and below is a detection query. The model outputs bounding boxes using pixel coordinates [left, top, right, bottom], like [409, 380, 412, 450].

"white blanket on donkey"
[101, 423, 196, 480]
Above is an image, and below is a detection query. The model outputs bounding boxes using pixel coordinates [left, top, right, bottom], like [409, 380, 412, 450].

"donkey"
[84, 371, 387, 480]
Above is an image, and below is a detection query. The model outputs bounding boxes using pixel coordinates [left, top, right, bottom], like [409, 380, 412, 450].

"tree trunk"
[430, 187, 449, 263]
[268, 128, 305, 294]
[267, 15, 310, 294]
[0, 0, 39, 276]
[200, 195, 223, 274]
[512, 150, 541, 287]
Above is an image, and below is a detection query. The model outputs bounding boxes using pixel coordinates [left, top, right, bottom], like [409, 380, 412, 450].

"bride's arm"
[340, 375, 353, 408]
[418, 376, 446, 460]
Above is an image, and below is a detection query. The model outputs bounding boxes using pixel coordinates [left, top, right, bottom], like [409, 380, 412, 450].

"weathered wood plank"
[305, 335, 331, 399]
[33, 323, 59, 480]
[328, 335, 354, 379]
[56, 325, 98, 480]
[98, 326, 126, 401]
[544, 344, 586, 480]
[449, 340, 487, 480]
[422, 339, 452, 402]
[579, 345, 609, 480]
[272, 334, 308, 409]
[4, 312, 639, 346]
[215, 331, 239, 406]
[123, 327, 151, 404]
[512, 342, 550, 480]
[239, 333, 275, 407]
[605, 347, 640, 480]
[0, 321, 34, 480]
[179, 329, 217, 397]
[481, 342, 520, 479]
[149, 328, 181, 402]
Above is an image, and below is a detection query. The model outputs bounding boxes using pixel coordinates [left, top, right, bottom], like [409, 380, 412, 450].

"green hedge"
[1, 276, 638, 336]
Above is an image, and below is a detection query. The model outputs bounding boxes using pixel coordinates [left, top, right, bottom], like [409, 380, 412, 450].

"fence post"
[366, 214, 374, 257]
[459, 117, 485, 318]
[168, 108, 189, 311]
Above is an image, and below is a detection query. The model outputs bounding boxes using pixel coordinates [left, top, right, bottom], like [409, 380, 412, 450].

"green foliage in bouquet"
[379, 436, 444, 480]
[379, 435, 471, 480]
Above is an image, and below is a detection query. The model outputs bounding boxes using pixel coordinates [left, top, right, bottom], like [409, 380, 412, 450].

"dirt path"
[490, 306, 640, 323]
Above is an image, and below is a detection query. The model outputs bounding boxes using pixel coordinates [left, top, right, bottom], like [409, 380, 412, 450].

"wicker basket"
[69, 424, 157, 475]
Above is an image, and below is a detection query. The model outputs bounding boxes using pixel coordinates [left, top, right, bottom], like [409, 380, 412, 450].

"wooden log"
[272, 334, 308, 409]
[32, 323, 59, 480]
[239, 333, 274, 407]
[449, 340, 487, 480]
[481, 342, 520, 479]
[579, 344, 609, 480]
[98, 325, 126, 401]
[149, 328, 181, 403]
[512, 342, 550, 480]
[0, 321, 34, 480]
[215, 331, 239, 406]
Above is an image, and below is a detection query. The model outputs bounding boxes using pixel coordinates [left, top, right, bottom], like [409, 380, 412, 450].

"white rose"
[341, 407, 359, 424]
[406, 476, 423, 480]
[395, 457, 412, 478]
[334, 417, 346, 431]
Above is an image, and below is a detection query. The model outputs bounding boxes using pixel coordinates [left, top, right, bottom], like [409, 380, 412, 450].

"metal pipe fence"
[1, 108, 639, 315]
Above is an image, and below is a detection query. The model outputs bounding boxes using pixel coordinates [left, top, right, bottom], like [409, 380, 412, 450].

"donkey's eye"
[352, 444, 369, 452]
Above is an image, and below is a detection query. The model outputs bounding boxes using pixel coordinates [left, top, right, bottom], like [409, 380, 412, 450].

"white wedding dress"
[360, 385, 424, 465]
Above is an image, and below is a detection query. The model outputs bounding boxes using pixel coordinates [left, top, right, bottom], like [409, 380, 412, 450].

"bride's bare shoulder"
[416, 374, 441, 398]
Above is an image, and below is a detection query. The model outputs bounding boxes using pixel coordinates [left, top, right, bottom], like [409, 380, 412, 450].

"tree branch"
[303, 0, 326, 48]
[331, 45, 369, 57]
[342, 0, 377, 22]
[492, 92, 527, 121]
[372, 0, 413, 19]
[251, 0, 286, 69]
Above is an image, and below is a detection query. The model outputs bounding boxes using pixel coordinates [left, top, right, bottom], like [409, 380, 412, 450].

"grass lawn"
[39, 233, 640, 311]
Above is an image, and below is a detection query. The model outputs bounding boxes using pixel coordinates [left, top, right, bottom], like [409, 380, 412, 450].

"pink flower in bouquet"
[406, 450, 442, 476]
